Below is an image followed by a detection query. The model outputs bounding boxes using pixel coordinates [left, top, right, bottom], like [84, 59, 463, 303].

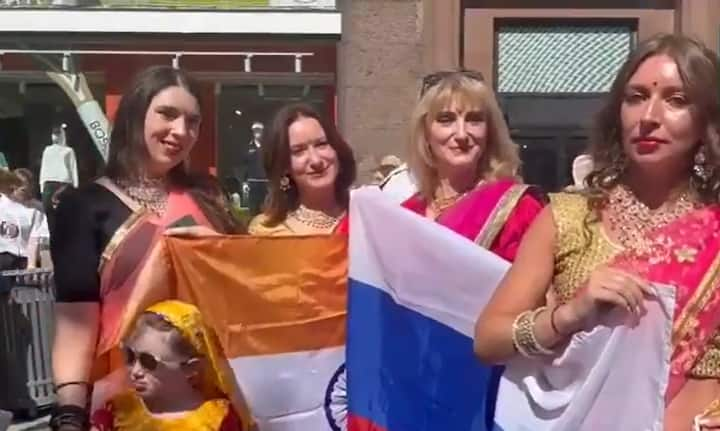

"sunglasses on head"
[420, 70, 485, 97]
[122, 346, 195, 372]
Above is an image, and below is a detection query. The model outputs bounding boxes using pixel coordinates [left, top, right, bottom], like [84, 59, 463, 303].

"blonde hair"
[407, 73, 520, 201]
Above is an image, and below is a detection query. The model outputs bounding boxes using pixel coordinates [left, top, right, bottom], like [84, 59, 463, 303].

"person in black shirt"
[49, 66, 240, 431]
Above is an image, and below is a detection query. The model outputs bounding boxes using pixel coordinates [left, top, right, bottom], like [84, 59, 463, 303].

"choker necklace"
[117, 176, 169, 215]
[607, 184, 698, 252]
[289, 205, 345, 231]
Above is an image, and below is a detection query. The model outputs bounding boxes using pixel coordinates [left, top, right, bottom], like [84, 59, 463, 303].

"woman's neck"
[298, 192, 343, 216]
[435, 168, 478, 199]
[623, 168, 690, 209]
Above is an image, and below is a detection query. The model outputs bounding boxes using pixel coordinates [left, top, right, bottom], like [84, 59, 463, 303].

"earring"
[693, 145, 713, 182]
[280, 175, 291, 191]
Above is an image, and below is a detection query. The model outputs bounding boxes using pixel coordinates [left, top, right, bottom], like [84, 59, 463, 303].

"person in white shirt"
[0, 170, 49, 270]
[39, 125, 78, 211]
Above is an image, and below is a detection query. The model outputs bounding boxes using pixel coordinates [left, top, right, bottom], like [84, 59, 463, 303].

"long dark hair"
[585, 33, 720, 210]
[104, 66, 241, 233]
[262, 103, 356, 226]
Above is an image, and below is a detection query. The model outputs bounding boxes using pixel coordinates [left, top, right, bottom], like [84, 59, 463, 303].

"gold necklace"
[289, 205, 345, 231]
[607, 184, 698, 252]
[117, 176, 169, 215]
[429, 180, 485, 216]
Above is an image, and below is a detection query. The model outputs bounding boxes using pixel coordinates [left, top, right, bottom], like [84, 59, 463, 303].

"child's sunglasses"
[419, 69, 485, 97]
[122, 346, 195, 371]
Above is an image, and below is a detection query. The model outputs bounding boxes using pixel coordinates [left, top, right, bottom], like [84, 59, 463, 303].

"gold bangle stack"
[512, 306, 555, 357]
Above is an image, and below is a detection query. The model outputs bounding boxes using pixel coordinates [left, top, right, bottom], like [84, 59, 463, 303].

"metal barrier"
[0, 269, 55, 417]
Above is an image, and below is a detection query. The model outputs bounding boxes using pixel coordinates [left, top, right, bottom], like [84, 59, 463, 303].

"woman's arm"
[474, 206, 563, 363]
[52, 302, 99, 407]
[475, 205, 652, 364]
[50, 189, 105, 416]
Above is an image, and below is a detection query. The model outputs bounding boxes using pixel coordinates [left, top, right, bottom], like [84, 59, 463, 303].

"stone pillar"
[337, 0, 426, 182]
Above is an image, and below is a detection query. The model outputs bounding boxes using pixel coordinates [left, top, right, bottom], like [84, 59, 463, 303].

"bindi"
[652, 81, 658, 87]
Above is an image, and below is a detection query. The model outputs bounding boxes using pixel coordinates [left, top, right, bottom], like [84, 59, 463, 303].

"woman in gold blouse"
[248, 103, 355, 236]
[475, 34, 720, 430]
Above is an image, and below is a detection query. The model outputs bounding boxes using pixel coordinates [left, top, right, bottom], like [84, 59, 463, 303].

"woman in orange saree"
[49, 66, 245, 431]
[474, 34, 720, 430]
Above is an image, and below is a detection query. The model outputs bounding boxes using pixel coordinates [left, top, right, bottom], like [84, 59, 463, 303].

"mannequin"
[242, 121, 268, 216]
[39, 125, 78, 229]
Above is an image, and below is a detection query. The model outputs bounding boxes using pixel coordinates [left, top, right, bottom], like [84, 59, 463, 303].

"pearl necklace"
[288, 205, 344, 231]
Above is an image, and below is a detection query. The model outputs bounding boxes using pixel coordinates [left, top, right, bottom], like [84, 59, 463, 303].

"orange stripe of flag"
[164, 235, 348, 357]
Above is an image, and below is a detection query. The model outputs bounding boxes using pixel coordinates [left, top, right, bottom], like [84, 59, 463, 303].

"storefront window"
[0, 80, 105, 194]
[216, 83, 330, 217]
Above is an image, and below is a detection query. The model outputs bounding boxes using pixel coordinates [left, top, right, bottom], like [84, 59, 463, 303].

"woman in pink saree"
[475, 34, 720, 430]
[49, 66, 246, 431]
[401, 70, 544, 430]
[402, 70, 544, 262]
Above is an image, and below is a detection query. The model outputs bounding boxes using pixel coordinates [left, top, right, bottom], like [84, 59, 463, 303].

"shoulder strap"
[94, 177, 142, 213]
[474, 184, 530, 249]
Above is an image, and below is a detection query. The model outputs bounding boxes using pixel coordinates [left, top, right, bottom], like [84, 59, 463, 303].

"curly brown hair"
[584, 33, 720, 212]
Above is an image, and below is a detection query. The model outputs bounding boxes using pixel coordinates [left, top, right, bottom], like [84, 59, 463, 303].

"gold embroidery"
[475, 185, 529, 249]
[672, 251, 720, 347]
[674, 246, 699, 264]
[98, 211, 147, 274]
[691, 330, 720, 378]
[549, 193, 622, 303]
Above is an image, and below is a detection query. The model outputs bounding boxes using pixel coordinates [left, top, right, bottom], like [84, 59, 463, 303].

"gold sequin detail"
[550, 193, 720, 378]
[550, 193, 622, 303]
[691, 330, 720, 378]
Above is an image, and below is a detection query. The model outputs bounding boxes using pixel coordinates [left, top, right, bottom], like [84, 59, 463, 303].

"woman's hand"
[560, 266, 653, 332]
[697, 414, 720, 429]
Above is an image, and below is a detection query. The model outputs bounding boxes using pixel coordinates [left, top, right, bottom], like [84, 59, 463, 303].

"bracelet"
[512, 306, 555, 357]
[49, 404, 89, 431]
[54, 381, 90, 393]
[550, 304, 564, 335]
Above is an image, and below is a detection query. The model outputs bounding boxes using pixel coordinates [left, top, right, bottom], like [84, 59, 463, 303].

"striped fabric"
[497, 25, 634, 93]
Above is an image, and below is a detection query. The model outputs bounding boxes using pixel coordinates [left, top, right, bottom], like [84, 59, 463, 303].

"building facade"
[342, 0, 720, 189]
[1, 0, 719, 198]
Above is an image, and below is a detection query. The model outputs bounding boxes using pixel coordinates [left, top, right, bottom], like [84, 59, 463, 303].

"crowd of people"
[30, 32, 720, 431]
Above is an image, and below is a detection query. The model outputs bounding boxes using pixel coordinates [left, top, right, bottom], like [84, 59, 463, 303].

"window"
[496, 23, 635, 93]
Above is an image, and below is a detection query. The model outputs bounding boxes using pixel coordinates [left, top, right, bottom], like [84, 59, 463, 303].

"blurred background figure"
[564, 153, 594, 192]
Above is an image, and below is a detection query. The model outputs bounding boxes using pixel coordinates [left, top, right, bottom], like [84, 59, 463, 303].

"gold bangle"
[512, 306, 554, 357]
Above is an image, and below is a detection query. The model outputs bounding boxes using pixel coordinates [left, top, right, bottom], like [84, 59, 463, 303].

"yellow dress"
[549, 192, 720, 378]
[104, 391, 232, 431]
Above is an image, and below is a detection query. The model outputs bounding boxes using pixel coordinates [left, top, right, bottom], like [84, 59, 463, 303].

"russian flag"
[346, 188, 510, 431]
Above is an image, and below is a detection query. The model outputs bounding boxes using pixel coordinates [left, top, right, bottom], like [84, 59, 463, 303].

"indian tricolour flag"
[159, 234, 349, 431]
